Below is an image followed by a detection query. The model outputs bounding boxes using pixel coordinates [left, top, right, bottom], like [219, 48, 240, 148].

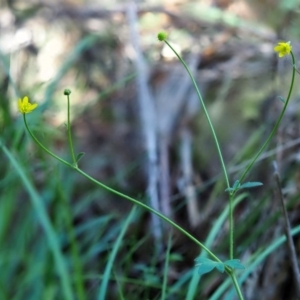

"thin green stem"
[23, 116, 220, 262]
[76, 162, 246, 299]
[163, 39, 236, 271]
[229, 194, 234, 260]
[66, 93, 77, 167]
[235, 52, 296, 193]
[23, 115, 74, 169]
[75, 168, 220, 261]
[24, 106, 244, 299]
[163, 40, 230, 189]
[229, 271, 244, 300]
[24, 115, 85, 299]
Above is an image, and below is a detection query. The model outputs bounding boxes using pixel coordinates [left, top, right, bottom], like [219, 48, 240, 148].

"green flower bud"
[157, 31, 167, 42]
[64, 89, 71, 96]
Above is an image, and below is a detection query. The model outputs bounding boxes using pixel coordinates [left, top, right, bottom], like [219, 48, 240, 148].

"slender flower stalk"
[157, 32, 230, 190]
[158, 31, 235, 258]
[64, 89, 78, 168]
[22, 95, 244, 300]
[23, 114, 74, 168]
[21, 104, 221, 262]
[157, 32, 243, 299]
[226, 43, 296, 264]
[228, 43, 296, 269]
[234, 47, 296, 195]
[20, 34, 294, 300]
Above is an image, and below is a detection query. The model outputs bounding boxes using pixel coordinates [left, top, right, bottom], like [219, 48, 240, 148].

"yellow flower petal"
[30, 103, 38, 110]
[274, 41, 292, 58]
[18, 96, 38, 114]
[23, 96, 29, 105]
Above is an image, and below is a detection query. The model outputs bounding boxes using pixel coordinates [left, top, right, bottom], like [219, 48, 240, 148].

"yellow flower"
[274, 41, 292, 58]
[18, 96, 38, 114]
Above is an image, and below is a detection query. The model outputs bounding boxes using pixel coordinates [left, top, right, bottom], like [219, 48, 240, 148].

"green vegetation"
[1, 1, 300, 299]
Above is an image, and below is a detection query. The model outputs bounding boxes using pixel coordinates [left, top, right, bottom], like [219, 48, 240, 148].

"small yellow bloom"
[18, 96, 38, 114]
[274, 41, 292, 58]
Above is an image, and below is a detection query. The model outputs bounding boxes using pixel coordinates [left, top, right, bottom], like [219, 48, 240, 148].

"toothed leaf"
[224, 259, 245, 270]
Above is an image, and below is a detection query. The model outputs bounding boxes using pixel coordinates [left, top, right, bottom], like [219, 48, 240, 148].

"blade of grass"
[0, 142, 73, 300]
[161, 231, 173, 300]
[55, 171, 86, 300]
[114, 270, 125, 300]
[98, 206, 137, 300]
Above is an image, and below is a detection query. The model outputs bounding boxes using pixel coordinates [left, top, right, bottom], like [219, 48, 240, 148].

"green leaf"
[215, 262, 225, 273]
[195, 257, 211, 264]
[239, 182, 263, 189]
[232, 180, 240, 189]
[76, 152, 85, 163]
[277, 96, 285, 103]
[197, 263, 215, 275]
[195, 257, 225, 275]
[225, 181, 263, 192]
[224, 259, 245, 270]
[225, 180, 240, 192]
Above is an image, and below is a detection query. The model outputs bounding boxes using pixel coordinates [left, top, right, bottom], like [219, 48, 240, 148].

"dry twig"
[273, 161, 300, 299]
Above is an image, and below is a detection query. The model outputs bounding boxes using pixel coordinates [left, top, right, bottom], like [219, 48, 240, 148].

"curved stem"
[23, 114, 74, 169]
[164, 40, 230, 189]
[234, 52, 296, 193]
[24, 105, 245, 298]
[75, 167, 220, 261]
[23, 115, 221, 262]
[76, 169, 243, 299]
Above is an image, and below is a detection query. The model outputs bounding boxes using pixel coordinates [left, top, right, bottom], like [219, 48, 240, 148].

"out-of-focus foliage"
[1, 0, 300, 299]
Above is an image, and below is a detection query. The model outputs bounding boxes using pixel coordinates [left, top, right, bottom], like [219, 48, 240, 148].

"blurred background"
[1, 0, 300, 299]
